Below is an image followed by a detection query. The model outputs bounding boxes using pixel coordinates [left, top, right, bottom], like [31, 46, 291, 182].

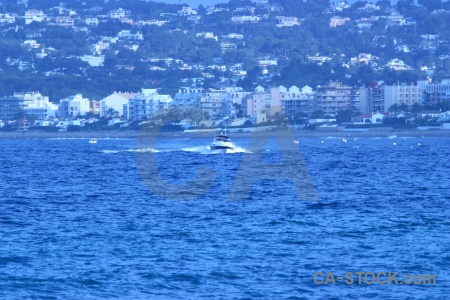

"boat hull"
[210, 145, 234, 153]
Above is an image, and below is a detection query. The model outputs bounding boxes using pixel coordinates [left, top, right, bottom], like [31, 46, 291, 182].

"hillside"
[0, 0, 449, 101]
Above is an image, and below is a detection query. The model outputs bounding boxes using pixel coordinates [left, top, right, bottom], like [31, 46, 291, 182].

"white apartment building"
[383, 81, 428, 111]
[243, 86, 270, 118]
[315, 81, 367, 114]
[58, 94, 90, 118]
[173, 87, 203, 106]
[128, 89, 172, 120]
[174, 87, 249, 119]
[424, 79, 450, 106]
[199, 89, 228, 119]
[100, 92, 138, 118]
[222, 86, 250, 118]
[22, 92, 58, 119]
[280, 85, 315, 117]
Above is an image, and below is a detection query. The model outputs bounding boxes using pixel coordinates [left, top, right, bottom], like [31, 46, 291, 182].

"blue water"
[0, 135, 449, 299]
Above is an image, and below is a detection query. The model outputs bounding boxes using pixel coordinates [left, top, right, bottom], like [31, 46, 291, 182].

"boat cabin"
[214, 135, 230, 142]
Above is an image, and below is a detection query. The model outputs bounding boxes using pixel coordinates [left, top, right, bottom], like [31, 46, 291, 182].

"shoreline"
[1, 128, 450, 139]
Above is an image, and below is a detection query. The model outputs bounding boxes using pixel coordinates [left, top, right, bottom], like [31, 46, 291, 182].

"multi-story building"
[423, 79, 450, 106]
[222, 86, 250, 119]
[173, 87, 203, 106]
[99, 92, 138, 117]
[0, 93, 34, 120]
[199, 89, 227, 119]
[128, 89, 172, 120]
[90, 100, 100, 115]
[315, 81, 366, 114]
[243, 86, 271, 117]
[21, 92, 58, 119]
[280, 85, 314, 118]
[383, 81, 428, 111]
[58, 94, 90, 118]
[364, 82, 385, 112]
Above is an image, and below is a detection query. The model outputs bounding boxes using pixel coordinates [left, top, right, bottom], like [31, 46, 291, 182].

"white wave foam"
[102, 148, 158, 154]
[181, 145, 249, 154]
[181, 146, 210, 153]
[47, 137, 91, 140]
[101, 150, 120, 154]
[47, 137, 133, 141]
[102, 146, 249, 154]
[127, 148, 158, 153]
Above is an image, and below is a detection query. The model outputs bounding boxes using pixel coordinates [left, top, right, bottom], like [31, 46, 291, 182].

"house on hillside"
[108, 8, 130, 19]
[276, 16, 302, 27]
[231, 16, 261, 23]
[330, 17, 349, 28]
[25, 9, 45, 24]
[178, 7, 197, 16]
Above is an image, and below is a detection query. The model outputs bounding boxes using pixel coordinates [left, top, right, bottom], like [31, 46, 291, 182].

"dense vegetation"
[0, 0, 450, 101]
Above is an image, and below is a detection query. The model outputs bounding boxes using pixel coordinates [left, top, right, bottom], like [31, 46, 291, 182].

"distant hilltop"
[155, 0, 401, 8]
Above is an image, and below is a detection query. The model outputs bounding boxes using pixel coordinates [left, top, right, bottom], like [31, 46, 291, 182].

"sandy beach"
[1, 128, 450, 139]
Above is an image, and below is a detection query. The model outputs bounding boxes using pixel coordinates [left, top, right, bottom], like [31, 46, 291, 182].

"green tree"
[311, 110, 325, 118]
[336, 109, 354, 124]
[388, 103, 400, 117]
[411, 103, 422, 119]
[418, 0, 443, 12]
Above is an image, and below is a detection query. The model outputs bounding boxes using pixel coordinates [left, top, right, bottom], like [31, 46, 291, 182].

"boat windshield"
[215, 135, 230, 142]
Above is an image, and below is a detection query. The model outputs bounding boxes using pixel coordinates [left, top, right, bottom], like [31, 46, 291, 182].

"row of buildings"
[0, 89, 173, 121]
[173, 80, 450, 121]
[1, 80, 450, 124]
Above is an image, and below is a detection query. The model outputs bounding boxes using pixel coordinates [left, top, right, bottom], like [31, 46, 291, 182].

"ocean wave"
[181, 145, 249, 154]
[102, 148, 158, 154]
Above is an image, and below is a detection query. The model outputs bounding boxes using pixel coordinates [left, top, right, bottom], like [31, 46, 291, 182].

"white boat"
[88, 138, 97, 144]
[210, 132, 235, 153]
[387, 134, 397, 139]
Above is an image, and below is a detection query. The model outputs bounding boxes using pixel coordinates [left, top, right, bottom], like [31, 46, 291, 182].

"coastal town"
[1, 0, 450, 132]
[1, 81, 450, 133]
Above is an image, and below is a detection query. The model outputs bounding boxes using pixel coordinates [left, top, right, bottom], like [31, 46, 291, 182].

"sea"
[0, 134, 448, 299]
